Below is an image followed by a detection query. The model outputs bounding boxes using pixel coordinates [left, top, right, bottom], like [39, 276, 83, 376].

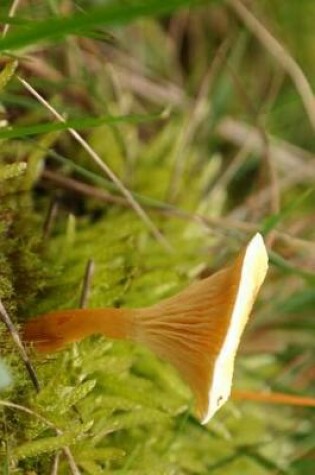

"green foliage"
[13, 421, 93, 461]
[0, 0, 205, 52]
[0, 0, 315, 473]
[0, 112, 163, 140]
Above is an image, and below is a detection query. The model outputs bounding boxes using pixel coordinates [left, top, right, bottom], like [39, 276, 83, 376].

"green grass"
[1, 0, 315, 473]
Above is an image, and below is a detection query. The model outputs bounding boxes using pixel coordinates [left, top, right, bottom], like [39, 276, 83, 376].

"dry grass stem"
[104, 43, 186, 106]
[224, 62, 280, 235]
[1, 0, 22, 38]
[41, 168, 315, 254]
[227, 0, 315, 132]
[168, 38, 232, 200]
[18, 76, 172, 252]
[41, 169, 129, 206]
[217, 117, 315, 167]
[116, 65, 185, 107]
[50, 453, 60, 475]
[217, 117, 315, 217]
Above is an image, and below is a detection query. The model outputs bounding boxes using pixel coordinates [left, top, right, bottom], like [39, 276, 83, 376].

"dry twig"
[43, 199, 59, 239]
[79, 259, 95, 309]
[0, 299, 40, 391]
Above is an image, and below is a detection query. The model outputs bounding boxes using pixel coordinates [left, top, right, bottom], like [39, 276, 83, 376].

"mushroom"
[24, 233, 268, 423]
[133, 232, 268, 423]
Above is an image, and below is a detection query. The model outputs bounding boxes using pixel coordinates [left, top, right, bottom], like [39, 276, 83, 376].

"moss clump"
[1, 1, 315, 473]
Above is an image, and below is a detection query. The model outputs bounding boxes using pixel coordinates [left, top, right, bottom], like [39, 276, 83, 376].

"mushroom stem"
[23, 308, 136, 353]
[232, 389, 315, 408]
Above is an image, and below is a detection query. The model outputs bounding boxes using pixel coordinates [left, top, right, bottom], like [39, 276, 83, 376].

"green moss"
[0, 1, 314, 473]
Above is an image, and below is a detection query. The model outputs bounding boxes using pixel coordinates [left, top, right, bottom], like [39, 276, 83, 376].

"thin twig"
[17, 76, 172, 252]
[2, 0, 21, 38]
[226, 0, 315, 132]
[0, 400, 58, 428]
[62, 448, 81, 475]
[50, 452, 60, 475]
[42, 168, 128, 207]
[0, 299, 40, 392]
[79, 259, 95, 309]
[40, 167, 227, 230]
[43, 198, 59, 239]
[41, 167, 315, 253]
[0, 400, 82, 475]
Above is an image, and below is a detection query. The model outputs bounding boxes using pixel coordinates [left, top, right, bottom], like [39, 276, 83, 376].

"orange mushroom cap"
[134, 233, 268, 423]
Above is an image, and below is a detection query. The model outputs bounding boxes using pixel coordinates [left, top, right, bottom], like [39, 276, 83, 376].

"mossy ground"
[1, 1, 315, 473]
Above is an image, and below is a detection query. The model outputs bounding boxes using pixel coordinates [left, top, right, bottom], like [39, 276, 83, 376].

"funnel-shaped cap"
[135, 233, 268, 423]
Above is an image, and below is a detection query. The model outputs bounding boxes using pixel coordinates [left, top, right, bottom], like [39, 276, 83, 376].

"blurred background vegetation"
[0, 0, 314, 473]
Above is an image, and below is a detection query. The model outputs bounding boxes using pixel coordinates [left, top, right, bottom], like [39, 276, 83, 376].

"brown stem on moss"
[232, 390, 315, 408]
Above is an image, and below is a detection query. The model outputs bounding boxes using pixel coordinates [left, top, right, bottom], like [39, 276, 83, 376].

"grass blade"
[0, 112, 162, 140]
[0, 0, 204, 52]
